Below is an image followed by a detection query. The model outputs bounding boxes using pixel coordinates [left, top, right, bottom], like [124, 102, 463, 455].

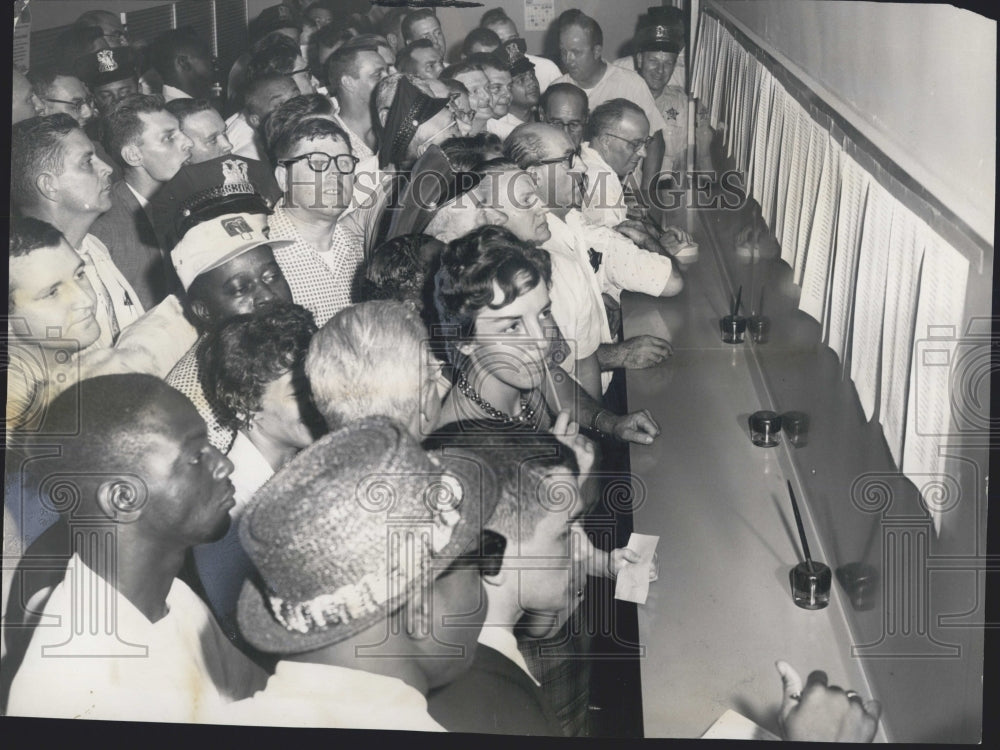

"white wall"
[710, 0, 996, 244]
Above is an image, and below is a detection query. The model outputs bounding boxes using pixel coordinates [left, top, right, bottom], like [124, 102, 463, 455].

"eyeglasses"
[44, 97, 95, 116]
[447, 95, 475, 123]
[547, 118, 586, 133]
[443, 529, 507, 578]
[527, 146, 582, 170]
[601, 132, 654, 152]
[281, 151, 361, 174]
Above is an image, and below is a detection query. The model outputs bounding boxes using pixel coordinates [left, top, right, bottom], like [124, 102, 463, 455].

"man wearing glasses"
[28, 66, 96, 129]
[269, 118, 364, 325]
[506, 123, 681, 382]
[539, 83, 589, 150]
[74, 10, 129, 48]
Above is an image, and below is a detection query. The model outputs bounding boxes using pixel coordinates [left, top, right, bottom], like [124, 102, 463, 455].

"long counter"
[621, 203, 888, 740]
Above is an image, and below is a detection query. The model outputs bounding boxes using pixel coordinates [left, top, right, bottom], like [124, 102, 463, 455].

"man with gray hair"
[505, 122, 682, 376]
[306, 300, 442, 439]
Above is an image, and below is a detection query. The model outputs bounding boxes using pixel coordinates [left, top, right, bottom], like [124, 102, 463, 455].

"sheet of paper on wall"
[614, 533, 659, 605]
[701, 709, 782, 740]
[902, 232, 969, 535]
[799, 135, 842, 327]
[850, 179, 894, 422]
[792, 123, 828, 286]
[878, 205, 926, 467]
[760, 84, 786, 228]
[826, 156, 870, 362]
[523, 0, 555, 31]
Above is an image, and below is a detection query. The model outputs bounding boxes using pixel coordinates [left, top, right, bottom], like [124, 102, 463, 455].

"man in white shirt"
[7, 373, 267, 722]
[226, 74, 301, 163]
[11, 114, 141, 347]
[506, 123, 681, 377]
[167, 98, 234, 164]
[147, 28, 218, 103]
[325, 42, 391, 159]
[552, 11, 668, 198]
[209, 416, 501, 730]
[480, 8, 562, 93]
[90, 94, 193, 308]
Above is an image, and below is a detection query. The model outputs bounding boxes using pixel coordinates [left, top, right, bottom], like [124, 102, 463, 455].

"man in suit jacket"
[90, 93, 193, 308]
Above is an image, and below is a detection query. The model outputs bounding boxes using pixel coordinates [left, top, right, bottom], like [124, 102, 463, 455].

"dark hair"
[439, 133, 502, 171]
[10, 216, 65, 260]
[263, 93, 337, 160]
[396, 39, 438, 76]
[360, 233, 443, 309]
[462, 28, 501, 58]
[198, 301, 318, 432]
[377, 7, 410, 39]
[466, 51, 508, 74]
[434, 225, 552, 357]
[585, 98, 647, 141]
[441, 62, 483, 80]
[311, 23, 358, 70]
[147, 27, 209, 83]
[11, 114, 78, 211]
[249, 9, 301, 46]
[26, 64, 63, 98]
[99, 93, 168, 168]
[325, 41, 381, 95]
[539, 82, 589, 117]
[480, 8, 513, 30]
[401, 8, 438, 42]
[52, 25, 106, 70]
[271, 116, 351, 164]
[247, 34, 302, 83]
[10, 217, 67, 312]
[164, 97, 216, 128]
[558, 10, 603, 47]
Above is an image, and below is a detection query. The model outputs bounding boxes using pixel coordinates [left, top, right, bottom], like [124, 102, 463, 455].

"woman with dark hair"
[194, 300, 326, 644]
[434, 224, 558, 432]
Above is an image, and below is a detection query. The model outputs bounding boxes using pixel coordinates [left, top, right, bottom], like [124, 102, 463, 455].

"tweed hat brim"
[379, 76, 450, 170]
[236, 436, 499, 655]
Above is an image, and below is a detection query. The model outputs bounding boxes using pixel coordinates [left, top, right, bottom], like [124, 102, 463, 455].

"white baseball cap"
[171, 212, 294, 291]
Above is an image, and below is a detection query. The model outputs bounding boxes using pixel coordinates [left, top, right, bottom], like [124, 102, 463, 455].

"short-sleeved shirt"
[267, 201, 364, 326]
[333, 113, 375, 162]
[8, 554, 265, 722]
[579, 141, 628, 228]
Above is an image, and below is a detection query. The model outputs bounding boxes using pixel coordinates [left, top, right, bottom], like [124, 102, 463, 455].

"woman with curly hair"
[193, 300, 325, 646]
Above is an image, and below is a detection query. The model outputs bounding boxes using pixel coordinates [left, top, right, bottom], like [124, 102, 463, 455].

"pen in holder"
[786, 480, 830, 610]
[721, 286, 746, 344]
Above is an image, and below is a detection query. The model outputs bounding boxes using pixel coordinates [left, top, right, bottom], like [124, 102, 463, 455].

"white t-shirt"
[8, 554, 265, 723]
[486, 112, 525, 140]
[612, 52, 686, 89]
[212, 661, 447, 730]
[579, 141, 627, 228]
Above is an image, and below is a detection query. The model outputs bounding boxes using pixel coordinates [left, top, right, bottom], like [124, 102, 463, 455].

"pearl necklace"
[456, 371, 537, 427]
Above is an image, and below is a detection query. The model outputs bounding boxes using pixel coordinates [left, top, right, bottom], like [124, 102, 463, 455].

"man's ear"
[593, 44, 603, 61]
[274, 162, 287, 191]
[35, 172, 59, 203]
[189, 298, 212, 328]
[121, 143, 142, 168]
[247, 112, 261, 129]
[483, 567, 505, 587]
[96, 478, 145, 524]
[176, 53, 192, 74]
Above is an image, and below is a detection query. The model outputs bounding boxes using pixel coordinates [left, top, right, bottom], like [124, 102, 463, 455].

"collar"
[161, 83, 190, 102]
[125, 181, 150, 210]
[477, 627, 540, 686]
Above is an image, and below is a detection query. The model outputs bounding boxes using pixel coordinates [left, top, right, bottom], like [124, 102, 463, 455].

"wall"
[708, 0, 995, 246]
[24, 0, 172, 30]
[245, 0, 657, 63]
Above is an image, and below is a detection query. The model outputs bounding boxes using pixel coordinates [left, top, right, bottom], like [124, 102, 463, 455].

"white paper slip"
[701, 709, 782, 740]
[614, 533, 659, 604]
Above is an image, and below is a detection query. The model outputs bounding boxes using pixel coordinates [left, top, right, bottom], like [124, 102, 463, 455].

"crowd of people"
[5, 1, 880, 740]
